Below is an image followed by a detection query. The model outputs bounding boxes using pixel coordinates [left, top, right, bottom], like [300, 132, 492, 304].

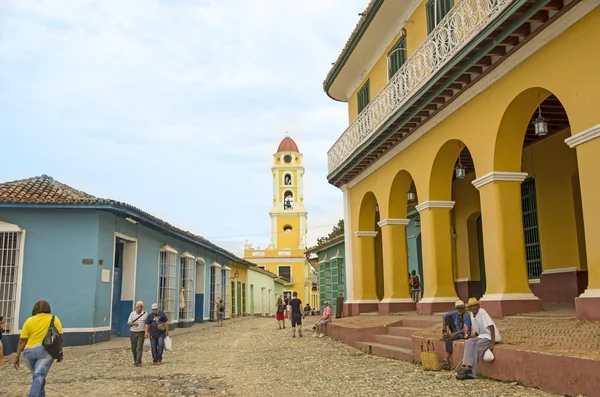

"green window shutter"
[388, 36, 407, 79]
[426, 0, 436, 34]
[357, 80, 370, 114]
[521, 178, 543, 279]
[426, 0, 454, 34]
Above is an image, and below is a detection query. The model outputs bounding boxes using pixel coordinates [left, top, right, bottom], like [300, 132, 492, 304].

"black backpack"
[412, 275, 420, 289]
[42, 316, 63, 359]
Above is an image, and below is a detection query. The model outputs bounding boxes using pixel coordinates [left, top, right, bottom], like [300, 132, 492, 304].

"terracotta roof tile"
[277, 136, 300, 153]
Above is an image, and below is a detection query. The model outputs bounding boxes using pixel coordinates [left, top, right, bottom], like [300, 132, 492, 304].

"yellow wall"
[276, 216, 301, 248]
[347, 9, 600, 294]
[451, 173, 481, 280]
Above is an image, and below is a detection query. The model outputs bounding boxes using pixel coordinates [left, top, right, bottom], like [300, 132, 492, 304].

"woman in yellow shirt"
[13, 300, 64, 397]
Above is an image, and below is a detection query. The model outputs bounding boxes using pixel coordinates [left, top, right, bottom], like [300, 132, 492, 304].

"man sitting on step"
[441, 300, 471, 370]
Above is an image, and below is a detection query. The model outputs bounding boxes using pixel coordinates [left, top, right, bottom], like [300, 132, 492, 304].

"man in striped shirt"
[128, 301, 147, 367]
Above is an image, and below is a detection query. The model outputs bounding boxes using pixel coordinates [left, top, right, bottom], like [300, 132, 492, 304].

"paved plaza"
[0, 317, 558, 397]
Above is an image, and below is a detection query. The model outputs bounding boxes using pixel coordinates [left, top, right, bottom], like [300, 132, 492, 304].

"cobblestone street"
[1, 317, 556, 397]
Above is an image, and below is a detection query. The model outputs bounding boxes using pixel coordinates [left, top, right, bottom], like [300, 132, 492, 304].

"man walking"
[457, 298, 501, 380]
[288, 292, 304, 338]
[127, 301, 147, 367]
[145, 303, 169, 365]
[440, 300, 471, 369]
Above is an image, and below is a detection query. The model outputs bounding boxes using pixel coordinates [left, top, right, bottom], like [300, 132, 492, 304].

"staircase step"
[356, 341, 414, 362]
[373, 334, 413, 349]
[401, 318, 439, 329]
[388, 326, 422, 337]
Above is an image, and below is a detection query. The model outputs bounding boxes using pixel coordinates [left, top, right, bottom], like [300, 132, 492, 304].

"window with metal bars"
[278, 266, 291, 282]
[209, 266, 216, 319]
[521, 178, 543, 279]
[158, 250, 176, 321]
[241, 283, 246, 313]
[179, 257, 194, 320]
[357, 80, 370, 114]
[388, 36, 407, 79]
[0, 231, 20, 334]
[426, 0, 454, 34]
[221, 268, 230, 318]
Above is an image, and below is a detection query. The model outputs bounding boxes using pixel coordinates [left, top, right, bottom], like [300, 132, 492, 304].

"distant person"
[276, 296, 286, 329]
[313, 301, 332, 338]
[288, 292, 304, 338]
[0, 315, 7, 363]
[411, 270, 421, 302]
[304, 303, 312, 317]
[13, 300, 64, 397]
[145, 303, 169, 365]
[215, 297, 225, 327]
[127, 301, 147, 367]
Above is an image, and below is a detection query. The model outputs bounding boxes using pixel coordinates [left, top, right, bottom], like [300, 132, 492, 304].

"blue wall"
[406, 210, 423, 283]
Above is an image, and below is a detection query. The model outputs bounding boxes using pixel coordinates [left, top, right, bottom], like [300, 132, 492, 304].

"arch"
[493, 87, 571, 171]
[283, 173, 293, 186]
[358, 191, 379, 231]
[283, 224, 293, 232]
[283, 190, 294, 210]
[388, 169, 419, 219]
[429, 139, 478, 201]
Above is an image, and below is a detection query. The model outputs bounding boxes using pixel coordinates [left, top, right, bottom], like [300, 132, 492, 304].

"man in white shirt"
[456, 298, 501, 380]
[127, 301, 148, 367]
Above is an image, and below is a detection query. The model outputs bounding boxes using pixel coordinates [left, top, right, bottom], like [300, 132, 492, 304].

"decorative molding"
[210, 261, 222, 268]
[196, 257, 206, 265]
[541, 267, 578, 275]
[346, 299, 381, 304]
[180, 251, 195, 260]
[480, 293, 539, 301]
[0, 221, 22, 233]
[565, 124, 600, 148]
[454, 278, 470, 282]
[377, 218, 410, 227]
[354, 231, 378, 237]
[418, 296, 459, 304]
[159, 244, 178, 254]
[346, 1, 596, 189]
[251, 252, 265, 257]
[415, 201, 455, 212]
[278, 251, 292, 256]
[528, 279, 540, 284]
[471, 172, 528, 189]
[578, 289, 600, 298]
[379, 298, 415, 303]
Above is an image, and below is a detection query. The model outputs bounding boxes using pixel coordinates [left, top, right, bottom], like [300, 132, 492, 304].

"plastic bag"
[164, 336, 173, 352]
[483, 348, 495, 362]
[143, 338, 151, 351]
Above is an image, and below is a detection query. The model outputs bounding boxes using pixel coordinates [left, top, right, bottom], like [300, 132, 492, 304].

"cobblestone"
[0, 317, 557, 396]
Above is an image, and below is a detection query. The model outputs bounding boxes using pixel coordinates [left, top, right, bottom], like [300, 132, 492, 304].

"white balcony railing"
[327, 0, 516, 175]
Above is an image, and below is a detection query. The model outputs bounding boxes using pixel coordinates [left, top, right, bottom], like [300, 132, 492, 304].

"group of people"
[127, 301, 170, 367]
[275, 292, 333, 338]
[441, 298, 501, 380]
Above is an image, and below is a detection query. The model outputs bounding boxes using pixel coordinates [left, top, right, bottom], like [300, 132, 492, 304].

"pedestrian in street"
[215, 297, 225, 327]
[145, 303, 169, 365]
[0, 315, 8, 363]
[276, 296, 286, 329]
[127, 301, 147, 367]
[411, 270, 421, 302]
[456, 298, 501, 380]
[313, 301, 332, 338]
[440, 300, 471, 369]
[13, 300, 64, 397]
[288, 291, 304, 338]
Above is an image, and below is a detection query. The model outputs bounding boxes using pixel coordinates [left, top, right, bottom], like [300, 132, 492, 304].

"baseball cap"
[151, 303, 158, 309]
[455, 300, 465, 308]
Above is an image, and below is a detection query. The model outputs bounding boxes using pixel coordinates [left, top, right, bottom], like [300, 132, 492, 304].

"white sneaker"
[319, 333, 324, 338]
[312, 334, 318, 338]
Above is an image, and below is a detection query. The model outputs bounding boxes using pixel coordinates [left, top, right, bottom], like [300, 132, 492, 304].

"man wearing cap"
[456, 298, 501, 380]
[145, 303, 169, 364]
[441, 300, 471, 369]
[127, 301, 147, 367]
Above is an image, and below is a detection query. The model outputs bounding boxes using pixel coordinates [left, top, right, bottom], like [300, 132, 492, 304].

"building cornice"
[354, 231, 378, 237]
[377, 218, 410, 227]
[471, 172, 528, 189]
[415, 201, 455, 212]
[564, 124, 600, 148]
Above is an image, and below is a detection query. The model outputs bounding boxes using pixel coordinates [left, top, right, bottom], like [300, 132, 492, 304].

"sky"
[0, 0, 370, 256]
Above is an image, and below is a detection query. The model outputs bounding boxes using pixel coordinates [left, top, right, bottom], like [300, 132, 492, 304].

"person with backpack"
[276, 296, 286, 329]
[127, 301, 147, 367]
[215, 297, 225, 327]
[411, 270, 421, 302]
[13, 300, 64, 397]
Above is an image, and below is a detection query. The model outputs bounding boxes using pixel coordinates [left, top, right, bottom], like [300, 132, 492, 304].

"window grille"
[358, 80, 370, 113]
[388, 36, 407, 78]
[241, 283, 247, 313]
[158, 251, 176, 321]
[0, 231, 20, 334]
[278, 266, 291, 281]
[209, 266, 216, 320]
[426, 0, 454, 34]
[521, 178, 543, 278]
[179, 257, 194, 320]
[222, 268, 230, 318]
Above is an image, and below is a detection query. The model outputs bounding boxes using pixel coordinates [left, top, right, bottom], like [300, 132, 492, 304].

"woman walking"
[276, 296, 286, 329]
[13, 300, 64, 397]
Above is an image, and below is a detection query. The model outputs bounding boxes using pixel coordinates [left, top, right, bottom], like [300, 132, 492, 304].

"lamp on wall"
[407, 183, 417, 202]
[533, 92, 549, 137]
[455, 143, 466, 180]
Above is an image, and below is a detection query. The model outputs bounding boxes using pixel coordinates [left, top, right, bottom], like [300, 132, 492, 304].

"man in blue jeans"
[441, 300, 471, 370]
[144, 303, 169, 364]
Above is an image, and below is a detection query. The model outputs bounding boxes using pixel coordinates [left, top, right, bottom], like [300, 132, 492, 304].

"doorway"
[250, 284, 255, 315]
[111, 241, 124, 336]
[476, 215, 487, 295]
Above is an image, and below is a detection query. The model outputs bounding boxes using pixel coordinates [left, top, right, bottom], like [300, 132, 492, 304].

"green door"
[476, 215, 486, 295]
[237, 282, 242, 316]
[250, 284, 254, 315]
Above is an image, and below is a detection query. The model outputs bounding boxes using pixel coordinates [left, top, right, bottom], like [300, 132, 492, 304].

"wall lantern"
[454, 142, 466, 180]
[414, 215, 421, 228]
[233, 271, 239, 279]
[407, 191, 416, 202]
[533, 92, 548, 137]
[401, 28, 407, 37]
[375, 205, 379, 213]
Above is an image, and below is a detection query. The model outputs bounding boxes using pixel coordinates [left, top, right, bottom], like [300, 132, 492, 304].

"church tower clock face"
[283, 154, 292, 164]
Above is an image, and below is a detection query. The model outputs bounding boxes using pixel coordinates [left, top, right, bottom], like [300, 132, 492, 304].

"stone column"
[415, 201, 459, 315]
[565, 124, 600, 321]
[472, 172, 542, 317]
[349, 231, 380, 314]
[377, 219, 415, 315]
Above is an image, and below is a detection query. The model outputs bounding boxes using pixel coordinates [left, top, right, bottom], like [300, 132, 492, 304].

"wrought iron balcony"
[327, 0, 516, 175]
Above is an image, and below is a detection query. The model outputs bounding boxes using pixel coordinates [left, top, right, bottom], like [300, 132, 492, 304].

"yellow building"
[244, 137, 316, 306]
[324, 0, 600, 320]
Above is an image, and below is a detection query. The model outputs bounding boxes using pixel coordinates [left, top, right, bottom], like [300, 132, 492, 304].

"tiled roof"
[305, 233, 345, 254]
[277, 136, 300, 153]
[323, 0, 379, 94]
[0, 175, 255, 266]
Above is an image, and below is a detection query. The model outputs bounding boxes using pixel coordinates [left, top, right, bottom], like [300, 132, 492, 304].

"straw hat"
[466, 298, 480, 307]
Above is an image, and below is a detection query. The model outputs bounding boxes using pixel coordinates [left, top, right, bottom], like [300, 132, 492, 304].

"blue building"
[0, 175, 248, 354]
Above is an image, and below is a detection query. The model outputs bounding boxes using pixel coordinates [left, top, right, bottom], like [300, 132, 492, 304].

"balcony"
[327, 0, 571, 186]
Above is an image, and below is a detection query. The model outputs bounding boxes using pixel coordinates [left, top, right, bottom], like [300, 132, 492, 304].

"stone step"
[388, 326, 422, 338]
[373, 334, 413, 349]
[401, 317, 439, 329]
[356, 341, 414, 362]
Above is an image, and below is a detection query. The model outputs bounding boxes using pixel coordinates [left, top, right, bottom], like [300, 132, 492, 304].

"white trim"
[377, 218, 410, 227]
[346, 1, 599, 189]
[342, 186, 354, 301]
[415, 201, 455, 212]
[11, 229, 26, 333]
[579, 289, 600, 298]
[528, 279, 540, 284]
[565, 124, 600, 148]
[211, 261, 222, 268]
[248, 257, 306, 264]
[222, 265, 231, 271]
[480, 293, 539, 301]
[318, 254, 330, 264]
[159, 244, 178, 254]
[115, 232, 137, 243]
[276, 264, 293, 282]
[180, 251, 195, 260]
[196, 257, 206, 265]
[354, 231, 378, 237]
[418, 296, 459, 304]
[62, 326, 111, 332]
[541, 267, 578, 275]
[471, 172, 528, 189]
[454, 278, 470, 282]
[379, 298, 414, 303]
[0, 221, 23, 232]
[125, 217, 138, 225]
